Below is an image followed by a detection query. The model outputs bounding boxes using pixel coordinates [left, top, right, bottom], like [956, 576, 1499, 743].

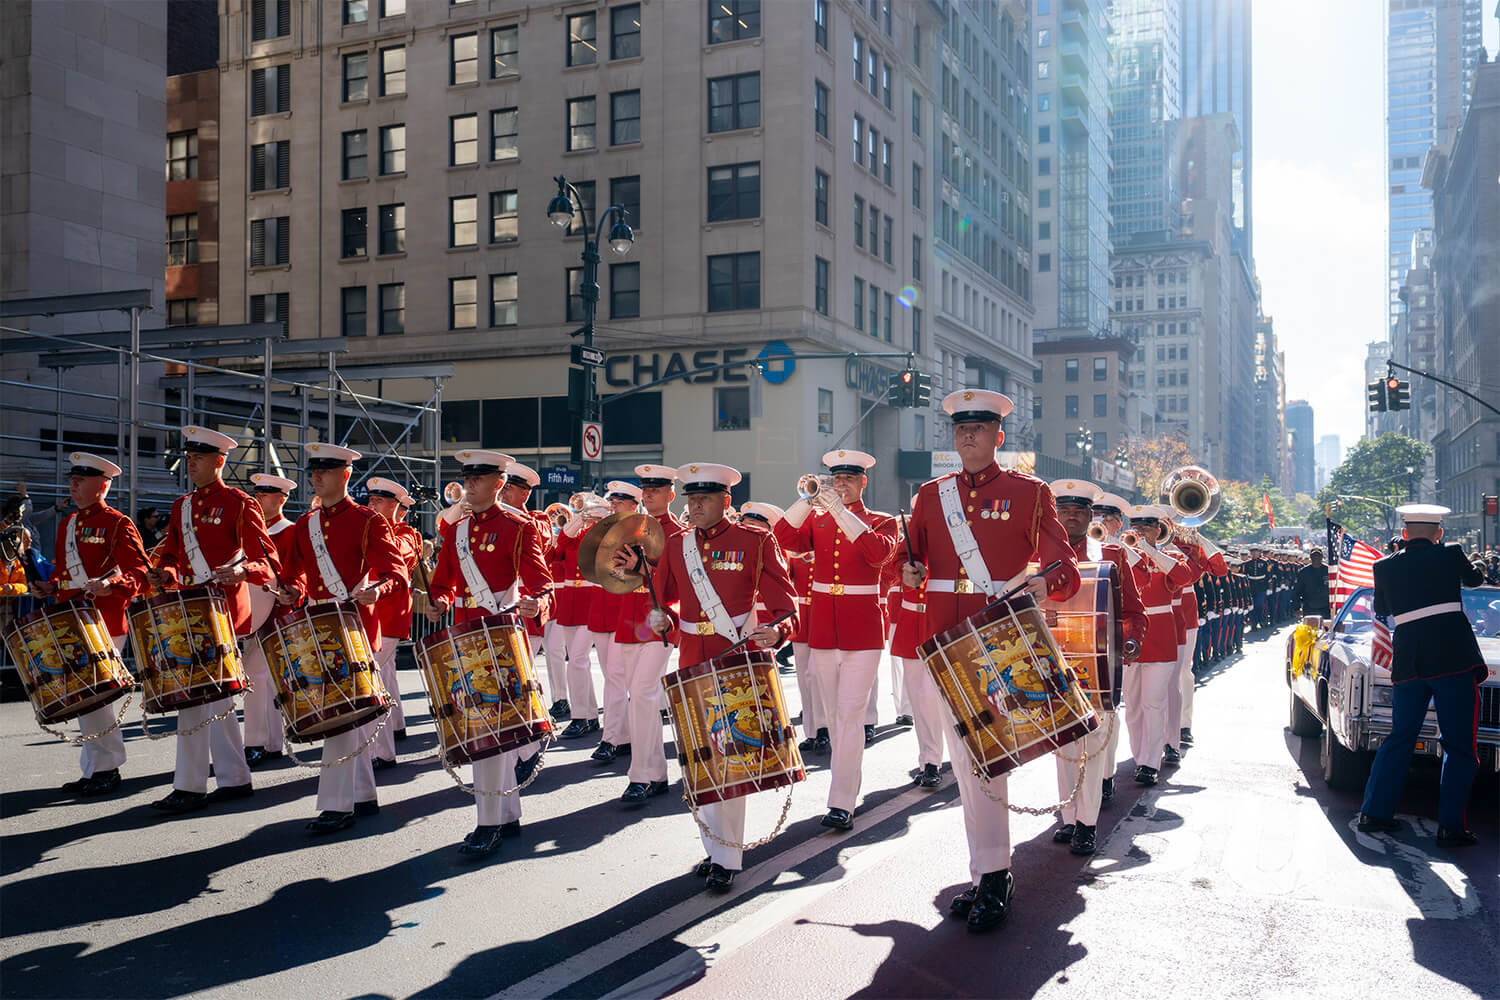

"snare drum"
[415, 612, 551, 766]
[662, 647, 805, 806]
[255, 601, 388, 742]
[128, 585, 246, 713]
[1034, 561, 1122, 712]
[917, 592, 1098, 778]
[2, 599, 131, 724]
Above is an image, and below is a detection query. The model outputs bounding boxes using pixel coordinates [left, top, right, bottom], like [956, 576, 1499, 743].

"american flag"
[1371, 614, 1394, 670]
[1329, 523, 1382, 611]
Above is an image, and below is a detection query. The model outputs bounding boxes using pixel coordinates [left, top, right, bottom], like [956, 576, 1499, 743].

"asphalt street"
[1, 624, 1495, 999]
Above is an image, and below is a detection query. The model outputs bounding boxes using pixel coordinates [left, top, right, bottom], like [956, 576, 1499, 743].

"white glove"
[816, 487, 846, 516]
[1144, 544, 1179, 574]
[647, 608, 671, 634]
[833, 505, 868, 542]
[783, 497, 814, 529]
[563, 513, 588, 537]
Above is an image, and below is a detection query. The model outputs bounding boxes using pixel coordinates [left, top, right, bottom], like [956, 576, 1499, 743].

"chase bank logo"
[756, 341, 796, 385]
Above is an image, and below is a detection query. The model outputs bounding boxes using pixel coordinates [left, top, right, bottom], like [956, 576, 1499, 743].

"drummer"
[274, 443, 409, 834]
[901, 389, 1080, 932]
[499, 462, 553, 781]
[365, 478, 422, 770]
[619, 462, 797, 892]
[146, 426, 280, 813]
[589, 481, 644, 763]
[243, 473, 298, 767]
[32, 452, 150, 798]
[1046, 479, 1147, 855]
[426, 449, 552, 859]
[775, 450, 898, 833]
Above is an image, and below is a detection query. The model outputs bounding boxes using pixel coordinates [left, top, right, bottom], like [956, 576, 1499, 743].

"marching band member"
[1244, 546, 1270, 630]
[274, 443, 408, 834]
[1122, 505, 1195, 787]
[623, 462, 797, 892]
[34, 453, 149, 797]
[1091, 491, 1133, 802]
[146, 427, 279, 813]
[426, 450, 552, 859]
[902, 390, 1080, 932]
[243, 473, 298, 767]
[364, 478, 422, 770]
[590, 481, 643, 763]
[615, 465, 686, 804]
[885, 537, 944, 789]
[882, 560, 915, 729]
[1162, 523, 1218, 764]
[775, 450, 898, 833]
[1046, 480, 1147, 855]
[554, 499, 611, 739]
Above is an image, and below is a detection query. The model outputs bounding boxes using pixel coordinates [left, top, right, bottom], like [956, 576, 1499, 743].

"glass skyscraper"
[1182, 0, 1252, 259]
[1108, 0, 1182, 245]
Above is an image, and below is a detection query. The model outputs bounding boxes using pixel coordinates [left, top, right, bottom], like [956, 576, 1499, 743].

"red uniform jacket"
[1131, 548, 1197, 662]
[153, 480, 281, 635]
[430, 505, 551, 627]
[888, 580, 929, 660]
[47, 502, 150, 637]
[549, 529, 598, 628]
[280, 496, 408, 648]
[1173, 540, 1227, 628]
[651, 518, 798, 668]
[785, 550, 813, 644]
[615, 511, 685, 645]
[774, 500, 898, 651]
[1068, 537, 1149, 649]
[907, 464, 1081, 639]
[373, 520, 421, 640]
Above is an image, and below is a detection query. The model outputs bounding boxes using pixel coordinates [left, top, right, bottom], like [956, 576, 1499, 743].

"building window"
[883, 291, 893, 343]
[707, 252, 760, 312]
[341, 130, 367, 179]
[1038, 124, 1050, 144]
[854, 278, 864, 331]
[852, 114, 863, 164]
[566, 267, 586, 322]
[611, 4, 641, 59]
[166, 213, 198, 266]
[1038, 157, 1050, 176]
[869, 282, 880, 337]
[380, 45, 406, 95]
[250, 216, 289, 267]
[881, 62, 891, 109]
[911, 163, 921, 208]
[853, 34, 864, 83]
[166, 131, 197, 180]
[912, 307, 921, 352]
[912, 91, 921, 135]
[611, 175, 641, 228]
[814, 256, 829, 315]
[1038, 252, 1051, 272]
[818, 387, 834, 432]
[1037, 221, 1050, 241]
[1093, 357, 1107, 381]
[869, 204, 879, 251]
[1064, 358, 1078, 382]
[611, 90, 641, 145]
[814, 169, 829, 226]
[709, 0, 759, 43]
[1037, 60, 1050, 79]
[567, 180, 595, 236]
[707, 161, 760, 221]
[250, 65, 290, 116]
[250, 140, 289, 191]
[378, 282, 405, 334]
[450, 195, 477, 248]
[567, 12, 597, 66]
[708, 73, 759, 133]
[491, 25, 518, 77]
[450, 33, 477, 85]
[567, 97, 597, 150]
[341, 286, 367, 337]
[1065, 395, 1079, 419]
[610, 262, 640, 318]
[248, 292, 289, 330]
[490, 190, 518, 243]
[381, 0, 406, 14]
[166, 298, 197, 327]
[882, 140, 892, 185]
[490, 273, 518, 327]
[854, 196, 864, 247]
[251, 0, 290, 40]
[342, 52, 368, 102]
[1039, 188, 1051, 208]
[867, 126, 878, 173]
[814, 80, 829, 138]
[379, 124, 405, 174]
[378, 202, 405, 254]
[491, 107, 518, 161]
[340, 207, 367, 258]
[814, 0, 828, 50]
[912, 235, 922, 281]
[882, 215, 893, 264]
[714, 386, 751, 430]
[450, 277, 477, 329]
[449, 114, 478, 165]
[1093, 393, 1107, 418]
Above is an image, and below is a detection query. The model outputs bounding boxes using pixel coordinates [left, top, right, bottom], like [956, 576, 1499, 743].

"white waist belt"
[811, 582, 882, 596]
[1393, 602, 1463, 627]
[1143, 604, 1173, 615]
[557, 579, 601, 589]
[901, 600, 926, 613]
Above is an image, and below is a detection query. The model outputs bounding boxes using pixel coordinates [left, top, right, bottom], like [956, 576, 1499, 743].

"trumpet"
[1120, 529, 1140, 547]
[1087, 522, 1108, 542]
[797, 473, 839, 510]
[438, 481, 468, 525]
[545, 502, 571, 532]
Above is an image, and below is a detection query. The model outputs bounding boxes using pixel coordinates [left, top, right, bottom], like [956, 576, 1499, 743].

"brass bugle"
[1087, 522, 1107, 541]
[1158, 465, 1221, 527]
[1120, 529, 1140, 547]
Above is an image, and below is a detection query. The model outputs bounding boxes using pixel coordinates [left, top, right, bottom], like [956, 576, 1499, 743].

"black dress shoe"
[560, 719, 599, 739]
[60, 775, 91, 793]
[244, 747, 284, 768]
[206, 783, 254, 804]
[499, 819, 522, 838]
[1179, 728, 1194, 747]
[705, 863, 735, 892]
[1356, 813, 1401, 833]
[457, 825, 504, 859]
[660, 708, 670, 723]
[1070, 823, 1097, 856]
[79, 769, 122, 797]
[820, 807, 854, 831]
[1053, 823, 1075, 844]
[1101, 777, 1114, 803]
[621, 780, 669, 804]
[1436, 827, 1478, 848]
[616, 743, 631, 756]
[966, 870, 1014, 933]
[307, 810, 355, 834]
[372, 756, 398, 771]
[1162, 744, 1182, 766]
[394, 728, 407, 742]
[353, 799, 380, 817]
[692, 856, 713, 878]
[514, 751, 541, 785]
[864, 724, 876, 746]
[798, 736, 818, 752]
[814, 730, 831, 753]
[549, 699, 572, 722]
[895, 714, 914, 727]
[950, 886, 978, 918]
[591, 741, 619, 762]
[151, 789, 208, 813]
[916, 763, 941, 788]
[1133, 765, 1158, 786]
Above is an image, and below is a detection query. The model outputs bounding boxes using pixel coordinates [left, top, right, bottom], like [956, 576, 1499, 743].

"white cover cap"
[68, 452, 122, 478]
[305, 442, 362, 465]
[675, 462, 742, 494]
[605, 480, 643, 502]
[250, 472, 297, 494]
[1048, 479, 1103, 506]
[1396, 503, 1449, 524]
[182, 425, 238, 454]
[504, 463, 540, 488]
[366, 477, 413, 506]
[454, 449, 513, 474]
[942, 388, 1015, 421]
[821, 449, 876, 472]
[1094, 491, 1131, 514]
[739, 502, 786, 526]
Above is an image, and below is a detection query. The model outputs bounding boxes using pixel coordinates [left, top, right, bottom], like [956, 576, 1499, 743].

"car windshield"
[1462, 587, 1500, 639]
[1337, 590, 1374, 634]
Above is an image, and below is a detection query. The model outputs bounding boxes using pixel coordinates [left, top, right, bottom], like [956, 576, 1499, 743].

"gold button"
[969, 491, 977, 498]
[834, 574, 840, 581]
[967, 505, 974, 512]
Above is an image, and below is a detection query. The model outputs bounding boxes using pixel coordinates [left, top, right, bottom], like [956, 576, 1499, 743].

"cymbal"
[577, 512, 666, 594]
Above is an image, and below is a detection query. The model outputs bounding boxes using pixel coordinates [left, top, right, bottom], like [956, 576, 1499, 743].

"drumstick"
[983, 560, 1063, 612]
[496, 586, 553, 617]
[631, 544, 671, 647]
[898, 509, 915, 569]
[717, 610, 794, 658]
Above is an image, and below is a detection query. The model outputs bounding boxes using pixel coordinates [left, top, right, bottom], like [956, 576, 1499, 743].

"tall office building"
[1315, 434, 1342, 491]
[1384, 0, 1482, 330]
[1285, 399, 1315, 497]
[1181, 0, 1252, 258]
[1251, 305, 1286, 489]
[1107, 0, 1182, 245]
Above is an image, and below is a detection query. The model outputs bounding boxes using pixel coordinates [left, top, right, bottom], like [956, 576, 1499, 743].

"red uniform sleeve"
[754, 530, 799, 639]
[515, 519, 553, 623]
[773, 516, 812, 556]
[1106, 545, 1148, 645]
[237, 494, 280, 588]
[108, 514, 150, 599]
[852, 511, 899, 568]
[151, 496, 188, 587]
[362, 514, 409, 599]
[428, 520, 460, 607]
[1165, 551, 1195, 588]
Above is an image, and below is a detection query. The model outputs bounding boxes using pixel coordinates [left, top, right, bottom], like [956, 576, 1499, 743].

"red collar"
[320, 496, 352, 517]
[959, 463, 1002, 488]
[699, 518, 731, 541]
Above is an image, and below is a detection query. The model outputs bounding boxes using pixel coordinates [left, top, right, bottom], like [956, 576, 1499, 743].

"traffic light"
[1387, 377, 1410, 411]
[911, 372, 932, 407]
[1367, 379, 1388, 412]
[886, 370, 914, 407]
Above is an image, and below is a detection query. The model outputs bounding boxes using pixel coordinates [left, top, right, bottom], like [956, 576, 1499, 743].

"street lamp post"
[547, 174, 634, 480]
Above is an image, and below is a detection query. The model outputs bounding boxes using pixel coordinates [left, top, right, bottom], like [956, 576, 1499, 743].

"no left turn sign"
[580, 420, 603, 462]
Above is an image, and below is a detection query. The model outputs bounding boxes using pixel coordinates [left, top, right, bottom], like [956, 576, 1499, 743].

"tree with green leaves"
[1308, 433, 1432, 539]
[1203, 476, 1312, 545]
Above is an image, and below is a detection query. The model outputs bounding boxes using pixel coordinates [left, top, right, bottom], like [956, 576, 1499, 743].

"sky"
[1252, 0, 1499, 454]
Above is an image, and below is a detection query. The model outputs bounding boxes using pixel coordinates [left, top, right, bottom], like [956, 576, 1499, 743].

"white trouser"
[1178, 629, 1198, 732]
[812, 647, 882, 812]
[793, 642, 822, 737]
[886, 627, 913, 717]
[946, 723, 1011, 884]
[373, 637, 403, 762]
[174, 697, 252, 793]
[1165, 629, 1196, 750]
[619, 640, 674, 782]
[1056, 710, 1113, 827]
[698, 795, 747, 871]
[474, 749, 523, 826]
[240, 633, 283, 752]
[1103, 698, 1122, 776]
[78, 634, 130, 777]
[898, 655, 945, 768]
[595, 631, 626, 743]
[865, 663, 880, 725]
[1124, 661, 1175, 772]
[316, 719, 378, 812]
[559, 625, 600, 719]
[542, 621, 567, 703]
